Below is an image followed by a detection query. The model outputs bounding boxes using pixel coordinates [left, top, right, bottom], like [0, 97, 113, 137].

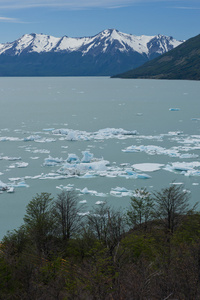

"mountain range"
[113, 33, 200, 80]
[0, 29, 183, 76]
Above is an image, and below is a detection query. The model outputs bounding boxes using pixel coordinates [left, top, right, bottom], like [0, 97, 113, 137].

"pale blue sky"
[0, 0, 199, 43]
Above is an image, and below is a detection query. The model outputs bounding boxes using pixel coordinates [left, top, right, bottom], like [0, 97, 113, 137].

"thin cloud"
[0, 0, 169, 10]
[173, 6, 200, 10]
[0, 16, 20, 22]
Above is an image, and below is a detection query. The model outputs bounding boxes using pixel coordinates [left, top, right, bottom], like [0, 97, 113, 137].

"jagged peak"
[0, 29, 183, 56]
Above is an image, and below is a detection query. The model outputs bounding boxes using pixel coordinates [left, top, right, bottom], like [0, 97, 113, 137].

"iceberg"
[79, 187, 96, 195]
[24, 135, 41, 142]
[66, 153, 80, 163]
[81, 151, 93, 163]
[16, 162, 29, 168]
[57, 159, 109, 176]
[7, 187, 15, 193]
[14, 181, 29, 188]
[0, 180, 8, 190]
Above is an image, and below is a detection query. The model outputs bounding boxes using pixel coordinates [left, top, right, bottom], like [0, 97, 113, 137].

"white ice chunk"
[132, 163, 164, 172]
[164, 161, 200, 177]
[43, 155, 63, 166]
[12, 181, 29, 188]
[79, 200, 87, 204]
[2, 156, 21, 161]
[125, 169, 151, 179]
[24, 135, 41, 141]
[95, 201, 106, 205]
[169, 108, 180, 111]
[0, 180, 8, 190]
[7, 187, 15, 193]
[16, 162, 29, 168]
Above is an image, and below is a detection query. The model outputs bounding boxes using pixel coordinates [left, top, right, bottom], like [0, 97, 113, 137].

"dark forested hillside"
[113, 34, 200, 80]
[0, 185, 200, 299]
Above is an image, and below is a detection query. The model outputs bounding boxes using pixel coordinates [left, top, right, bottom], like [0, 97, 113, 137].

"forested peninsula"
[113, 34, 200, 80]
[0, 185, 200, 299]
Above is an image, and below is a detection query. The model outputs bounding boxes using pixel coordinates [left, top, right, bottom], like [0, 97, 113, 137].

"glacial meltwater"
[0, 77, 200, 239]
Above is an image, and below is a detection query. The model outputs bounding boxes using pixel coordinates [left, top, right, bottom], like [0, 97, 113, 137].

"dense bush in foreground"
[0, 185, 200, 299]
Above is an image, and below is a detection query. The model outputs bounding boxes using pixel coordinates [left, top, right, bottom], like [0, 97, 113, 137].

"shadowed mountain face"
[112, 34, 200, 80]
[0, 29, 182, 76]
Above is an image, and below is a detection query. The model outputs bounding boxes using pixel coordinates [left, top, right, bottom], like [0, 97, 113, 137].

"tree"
[23, 192, 55, 256]
[127, 188, 154, 229]
[153, 184, 194, 235]
[87, 203, 125, 256]
[53, 190, 84, 241]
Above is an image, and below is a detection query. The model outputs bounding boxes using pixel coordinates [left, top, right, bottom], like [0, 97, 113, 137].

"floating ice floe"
[43, 128, 55, 131]
[16, 162, 29, 168]
[169, 108, 180, 111]
[79, 200, 87, 204]
[39, 173, 68, 180]
[56, 184, 74, 191]
[52, 127, 138, 141]
[7, 187, 15, 193]
[78, 212, 90, 216]
[66, 153, 80, 163]
[191, 118, 200, 121]
[42, 151, 154, 180]
[110, 187, 133, 197]
[78, 187, 107, 197]
[125, 169, 151, 179]
[32, 149, 50, 154]
[132, 163, 164, 172]
[24, 135, 56, 143]
[1, 156, 21, 161]
[81, 151, 93, 163]
[24, 135, 41, 142]
[0, 178, 29, 192]
[164, 161, 200, 177]
[0, 180, 8, 190]
[12, 181, 29, 188]
[43, 156, 63, 166]
[57, 159, 109, 177]
[0, 137, 22, 142]
[122, 144, 198, 159]
[95, 201, 106, 205]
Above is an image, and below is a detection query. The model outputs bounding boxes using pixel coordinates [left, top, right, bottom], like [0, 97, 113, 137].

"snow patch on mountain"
[0, 29, 183, 57]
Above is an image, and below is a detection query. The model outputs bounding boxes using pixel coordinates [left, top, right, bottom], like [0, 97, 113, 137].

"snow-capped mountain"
[0, 29, 184, 76]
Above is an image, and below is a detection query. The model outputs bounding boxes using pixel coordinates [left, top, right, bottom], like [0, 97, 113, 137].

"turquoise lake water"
[0, 77, 200, 239]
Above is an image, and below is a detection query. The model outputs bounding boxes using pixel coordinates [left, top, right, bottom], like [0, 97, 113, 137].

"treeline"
[0, 185, 200, 299]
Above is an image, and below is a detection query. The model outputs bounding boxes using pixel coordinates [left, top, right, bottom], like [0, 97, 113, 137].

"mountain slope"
[0, 29, 183, 76]
[112, 34, 200, 80]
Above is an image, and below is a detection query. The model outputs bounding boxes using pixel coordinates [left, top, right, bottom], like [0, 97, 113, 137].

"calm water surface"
[0, 77, 200, 239]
